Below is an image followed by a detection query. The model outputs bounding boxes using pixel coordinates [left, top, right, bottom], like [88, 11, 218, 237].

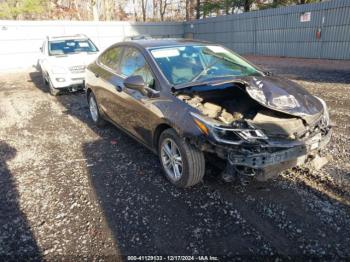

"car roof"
[47, 34, 89, 41]
[122, 38, 212, 49]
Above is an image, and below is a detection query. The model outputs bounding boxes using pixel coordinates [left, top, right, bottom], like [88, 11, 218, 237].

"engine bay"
[176, 85, 312, 139]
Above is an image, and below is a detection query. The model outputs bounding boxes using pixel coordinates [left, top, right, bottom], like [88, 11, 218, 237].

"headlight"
[51, 66, 67, 74]
[191, 113, 267, 144]
[270, 94, 300, 109]
[246, 81, 300, 110]
[247, 87, 267, 104]
[316, 97, 330, 126]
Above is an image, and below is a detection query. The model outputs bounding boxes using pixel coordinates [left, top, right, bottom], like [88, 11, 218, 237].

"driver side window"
[120, 47, 155, 89]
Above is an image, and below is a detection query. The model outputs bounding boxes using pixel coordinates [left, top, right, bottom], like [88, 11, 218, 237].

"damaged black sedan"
[85, 39, 331, 188]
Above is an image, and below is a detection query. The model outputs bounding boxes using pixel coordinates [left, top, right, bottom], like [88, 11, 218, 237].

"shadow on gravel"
[29, 71, 350, 258]
[0, 141, 42, 260]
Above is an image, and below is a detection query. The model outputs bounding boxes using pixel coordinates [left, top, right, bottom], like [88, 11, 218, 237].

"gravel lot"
[0, 56, 349, 261]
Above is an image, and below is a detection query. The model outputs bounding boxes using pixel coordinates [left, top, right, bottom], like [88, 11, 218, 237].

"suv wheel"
[41, 71, 48, 86]
[48, 78, 60, 96]
[158, 129, 205, 188]
[88, 92, 106, 127]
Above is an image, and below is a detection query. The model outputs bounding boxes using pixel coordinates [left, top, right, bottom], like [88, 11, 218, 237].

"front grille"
[71, 77, 84, 81]
[69, 65, 86, 74]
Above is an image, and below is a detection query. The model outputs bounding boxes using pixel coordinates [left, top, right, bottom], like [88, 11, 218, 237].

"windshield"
[150, 45, 261, 86]
[49, 39, 98, 55]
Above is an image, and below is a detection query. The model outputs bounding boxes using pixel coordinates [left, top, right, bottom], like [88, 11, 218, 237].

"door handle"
[116, 85, 123, 92]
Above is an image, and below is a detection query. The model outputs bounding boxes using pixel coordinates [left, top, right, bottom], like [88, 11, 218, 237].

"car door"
[110, 46, 161, 146]
[93, 45, 126, 125]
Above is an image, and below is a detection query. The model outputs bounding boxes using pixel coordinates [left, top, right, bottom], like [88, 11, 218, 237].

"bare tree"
[152, 0, 157, 19]
[159, 0, 168, 21]
[196, 0, 200, 19]
[141, 0, 147, 22]
[186, 0, 190, 21]
[132, 0, 138, 21]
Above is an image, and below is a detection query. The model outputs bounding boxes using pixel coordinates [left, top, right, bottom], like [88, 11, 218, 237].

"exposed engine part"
[178, 94, 243, 124]
[251, 110, 305, 139]
[177, 86, 325, 140]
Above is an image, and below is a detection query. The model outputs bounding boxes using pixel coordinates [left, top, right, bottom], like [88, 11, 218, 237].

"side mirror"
[123, 75, 147, 96]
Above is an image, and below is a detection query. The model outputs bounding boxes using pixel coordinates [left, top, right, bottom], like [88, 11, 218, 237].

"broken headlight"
[316, 97, 330, 126]
[270, 94, 300, 109]
[247, 83, 300, 110]
[191, 113, 268, 144]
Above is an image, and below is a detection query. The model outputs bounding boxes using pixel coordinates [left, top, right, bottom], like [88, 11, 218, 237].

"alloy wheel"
[161, 138, 183, 181]
[89, 96, 98, 123]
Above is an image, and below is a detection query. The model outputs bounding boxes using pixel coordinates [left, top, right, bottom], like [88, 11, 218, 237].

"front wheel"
[41, 71, 48, 86]
[88, 92, 106, 127]
[158, 129, 205, 188]
[48, 78, 60, 96]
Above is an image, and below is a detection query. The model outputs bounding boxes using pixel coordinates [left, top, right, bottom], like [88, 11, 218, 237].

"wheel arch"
[153, 123, 173, 152]
[86, 88, 92, 102]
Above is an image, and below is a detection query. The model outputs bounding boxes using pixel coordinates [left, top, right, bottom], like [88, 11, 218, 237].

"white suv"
[39, 34, 99, 96]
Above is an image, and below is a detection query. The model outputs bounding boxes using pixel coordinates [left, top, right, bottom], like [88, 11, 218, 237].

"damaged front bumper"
[227, 130, 331, 168]
[218, 128, 332, 181]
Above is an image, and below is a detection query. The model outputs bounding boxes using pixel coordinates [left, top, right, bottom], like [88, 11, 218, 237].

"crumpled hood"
[48, 52, 98, 68]
[244, 75, 323, 119]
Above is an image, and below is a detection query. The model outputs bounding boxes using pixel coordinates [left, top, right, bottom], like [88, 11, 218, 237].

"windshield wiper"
[189, 50, 249, 83]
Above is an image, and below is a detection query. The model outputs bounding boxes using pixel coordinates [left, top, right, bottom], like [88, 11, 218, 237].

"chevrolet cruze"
[85, 39, 331, 188]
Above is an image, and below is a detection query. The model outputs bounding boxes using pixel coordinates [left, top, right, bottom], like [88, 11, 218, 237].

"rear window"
[49, 39, 98, 55]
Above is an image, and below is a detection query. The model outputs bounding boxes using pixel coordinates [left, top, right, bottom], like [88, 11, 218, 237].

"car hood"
[243, 75, 323, 120]
[47, 52, 98, 67]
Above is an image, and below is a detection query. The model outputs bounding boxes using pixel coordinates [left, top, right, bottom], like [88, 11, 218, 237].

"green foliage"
[200, 1, 221, 17]
[0, 0, 47, 19]
[257, 0, 322, 10]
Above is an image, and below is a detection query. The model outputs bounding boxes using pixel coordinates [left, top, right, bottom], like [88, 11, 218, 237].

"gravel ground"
[0, 56, 349, 261]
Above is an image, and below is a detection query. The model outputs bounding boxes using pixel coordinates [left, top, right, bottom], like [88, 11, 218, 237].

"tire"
[158, 128, 205, 188]
[88, 92, 106, 127]
[41, 71, 48, 86]
[48, 77, 60, 96]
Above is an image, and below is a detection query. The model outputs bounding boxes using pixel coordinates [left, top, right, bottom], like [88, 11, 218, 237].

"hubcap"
[89, 96, 98, 122]
[161, 138, 183, 181]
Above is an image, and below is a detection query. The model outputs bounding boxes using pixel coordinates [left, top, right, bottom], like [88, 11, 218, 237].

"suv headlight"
[191, 112, 267, 144]
[51, 66, 67, 74]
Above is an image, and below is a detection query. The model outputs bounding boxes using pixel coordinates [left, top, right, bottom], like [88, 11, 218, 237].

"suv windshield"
[150, 45, 261, 86]
[49, 39, 98, 56]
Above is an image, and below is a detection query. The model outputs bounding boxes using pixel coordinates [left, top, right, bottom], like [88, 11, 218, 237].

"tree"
[243, 0, 253, 12]
[141, 0, 148, 22]
[196, 0, 200, 19]
[159, 0, 168, 21]
[0, 0, 47, 19]
[185, 0, 195, 21]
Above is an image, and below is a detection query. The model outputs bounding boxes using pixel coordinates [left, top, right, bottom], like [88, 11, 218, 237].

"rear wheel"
[88, 92, 106, 127]
[158, 129, 205, 188]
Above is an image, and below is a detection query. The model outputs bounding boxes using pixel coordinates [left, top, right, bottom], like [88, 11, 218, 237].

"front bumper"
[227, 130, 331, 169]
[50, 72, 85, 89]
